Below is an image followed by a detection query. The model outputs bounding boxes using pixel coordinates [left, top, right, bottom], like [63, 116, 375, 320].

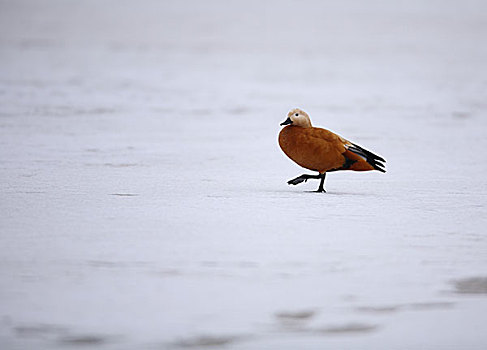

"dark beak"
[280, 117, 293, 126]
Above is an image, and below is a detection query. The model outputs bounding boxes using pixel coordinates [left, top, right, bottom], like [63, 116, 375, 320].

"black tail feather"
[351, 143, 386, 162]
[349, 143, 386, 172]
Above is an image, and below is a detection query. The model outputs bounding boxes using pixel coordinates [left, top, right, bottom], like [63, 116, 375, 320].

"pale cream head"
[286, 108, 312, 128]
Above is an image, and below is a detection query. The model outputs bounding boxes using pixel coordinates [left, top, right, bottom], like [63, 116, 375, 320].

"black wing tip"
[351, 142, 386, 163]
[375, 155, 386, 163]
[377, 155, 386, 163]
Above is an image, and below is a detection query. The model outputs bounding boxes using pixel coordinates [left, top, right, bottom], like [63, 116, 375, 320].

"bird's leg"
[315, 173, 327, 193]
[287, 173, 321, 186]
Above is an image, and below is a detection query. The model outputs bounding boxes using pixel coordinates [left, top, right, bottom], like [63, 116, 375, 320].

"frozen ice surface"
[1, 0, 487, 349]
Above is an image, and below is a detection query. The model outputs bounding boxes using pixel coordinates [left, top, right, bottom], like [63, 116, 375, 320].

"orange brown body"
[278, 108, 385, 192]
[279, 126, 377, 173]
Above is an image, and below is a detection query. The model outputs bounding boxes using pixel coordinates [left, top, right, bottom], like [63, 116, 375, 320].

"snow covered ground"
[1, 0, 487, 349]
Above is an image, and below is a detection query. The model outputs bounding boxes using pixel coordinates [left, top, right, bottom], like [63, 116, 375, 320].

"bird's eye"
[295, 113, 299, 116]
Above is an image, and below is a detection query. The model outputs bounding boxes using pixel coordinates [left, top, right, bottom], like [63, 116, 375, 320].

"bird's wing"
[305, 127, 348, 153]
[345, 142, 386, 172]
[306, 127, 386, 172]
[296, 128, 348, 171]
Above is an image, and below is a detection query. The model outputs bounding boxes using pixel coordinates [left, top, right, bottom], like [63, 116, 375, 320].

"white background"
[1, 1, 486, 349]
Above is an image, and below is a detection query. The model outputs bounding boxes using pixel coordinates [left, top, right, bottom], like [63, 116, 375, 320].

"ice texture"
[1, 1, 487, 349]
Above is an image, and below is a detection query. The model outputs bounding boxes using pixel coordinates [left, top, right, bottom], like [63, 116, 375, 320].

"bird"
[278, 108, 386, 192]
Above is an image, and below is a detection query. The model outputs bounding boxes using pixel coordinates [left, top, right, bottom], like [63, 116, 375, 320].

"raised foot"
[287, 174, 320, 186]
[287, 176, 308, 186]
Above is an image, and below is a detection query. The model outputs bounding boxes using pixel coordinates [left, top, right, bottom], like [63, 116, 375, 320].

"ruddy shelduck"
[279, 108, 386, 192]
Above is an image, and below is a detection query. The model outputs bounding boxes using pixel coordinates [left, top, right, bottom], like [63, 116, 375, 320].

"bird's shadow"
[262, 189, 373, 197]
[303, 190, 371, 196]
